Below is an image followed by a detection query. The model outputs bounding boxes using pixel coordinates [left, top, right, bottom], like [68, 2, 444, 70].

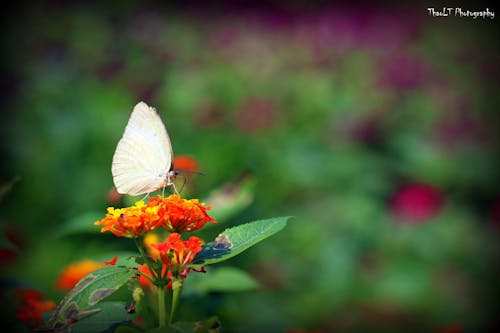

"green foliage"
[70, 302, 136, 333]
[47, 266, 136, 329]
[203, 174, 256, 224]
[192, 217, 291, 266]
[184, 267, 259, 294]
[56, 212, 103, 237]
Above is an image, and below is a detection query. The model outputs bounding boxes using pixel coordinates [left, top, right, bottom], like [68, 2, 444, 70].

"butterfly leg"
[172, 182, 180, 196]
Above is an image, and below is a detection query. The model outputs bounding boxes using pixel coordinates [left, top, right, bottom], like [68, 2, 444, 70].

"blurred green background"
[1, 2, 499, 332]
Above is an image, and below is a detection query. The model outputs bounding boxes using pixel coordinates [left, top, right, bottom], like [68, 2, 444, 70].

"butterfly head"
[168, 170, 179, 183]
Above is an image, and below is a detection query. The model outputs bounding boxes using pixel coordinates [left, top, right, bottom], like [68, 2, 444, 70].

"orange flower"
[150, 195, 216, 233]
[94, 200, 163, 237]
[16, 289, 56, 327]
[152, 233, 203, 276]
[55, 259, 103, 291]
[95, 195, 215, 237]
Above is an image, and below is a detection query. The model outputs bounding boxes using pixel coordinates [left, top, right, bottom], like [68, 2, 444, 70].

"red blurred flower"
[174, 155, 199, 173]
[55, 259, 103, 291]
[16, 289, 56, 327]
[390, 183, 444, 223]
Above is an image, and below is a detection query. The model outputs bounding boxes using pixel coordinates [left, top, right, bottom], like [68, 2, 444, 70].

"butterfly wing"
[112, 102, 174, 195]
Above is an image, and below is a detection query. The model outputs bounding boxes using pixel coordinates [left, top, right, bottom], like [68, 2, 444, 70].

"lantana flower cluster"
[94, 194, 215, 286]
[138, 233, 204, 288]
[95, 195, 215, 237]
[154, 233, 203, 275]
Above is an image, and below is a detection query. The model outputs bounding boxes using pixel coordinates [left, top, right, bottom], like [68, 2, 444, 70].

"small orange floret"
[103, 255, 118, 265]
[55, 259, 102, 291]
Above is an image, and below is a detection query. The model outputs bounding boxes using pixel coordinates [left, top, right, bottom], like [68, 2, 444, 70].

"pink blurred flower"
[390, 183, 444, 223]
[377, 52, 431, 90]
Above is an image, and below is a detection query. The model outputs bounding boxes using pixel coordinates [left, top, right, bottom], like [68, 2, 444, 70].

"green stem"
[134, 236, 147, 262]
[157, 287, 167, 327]
[134, 236, 167, 327]
[169, 279, 183, 325]
[134, 236, 158, 278]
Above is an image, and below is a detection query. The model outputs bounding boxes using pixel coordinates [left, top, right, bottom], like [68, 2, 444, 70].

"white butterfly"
[112, 101, 178, 196]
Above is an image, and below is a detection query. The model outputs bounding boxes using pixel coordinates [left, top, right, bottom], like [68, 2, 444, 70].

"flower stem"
[169, 278, 183, 325]
[157, 287, 167, 327]
[134, 236, 148, 262]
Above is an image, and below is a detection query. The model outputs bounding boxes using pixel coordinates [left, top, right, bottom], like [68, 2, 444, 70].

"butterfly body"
[112, 102, 176, 196]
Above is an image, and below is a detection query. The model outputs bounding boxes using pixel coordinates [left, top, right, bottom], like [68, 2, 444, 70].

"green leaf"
[56, 211, 103, 237]
[204, 174, 256, 224]
[185, 267, 259, 294]
[192, 216, 291, 266]
[70, 302, 136, 333]
[47, 266, 136, 329]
